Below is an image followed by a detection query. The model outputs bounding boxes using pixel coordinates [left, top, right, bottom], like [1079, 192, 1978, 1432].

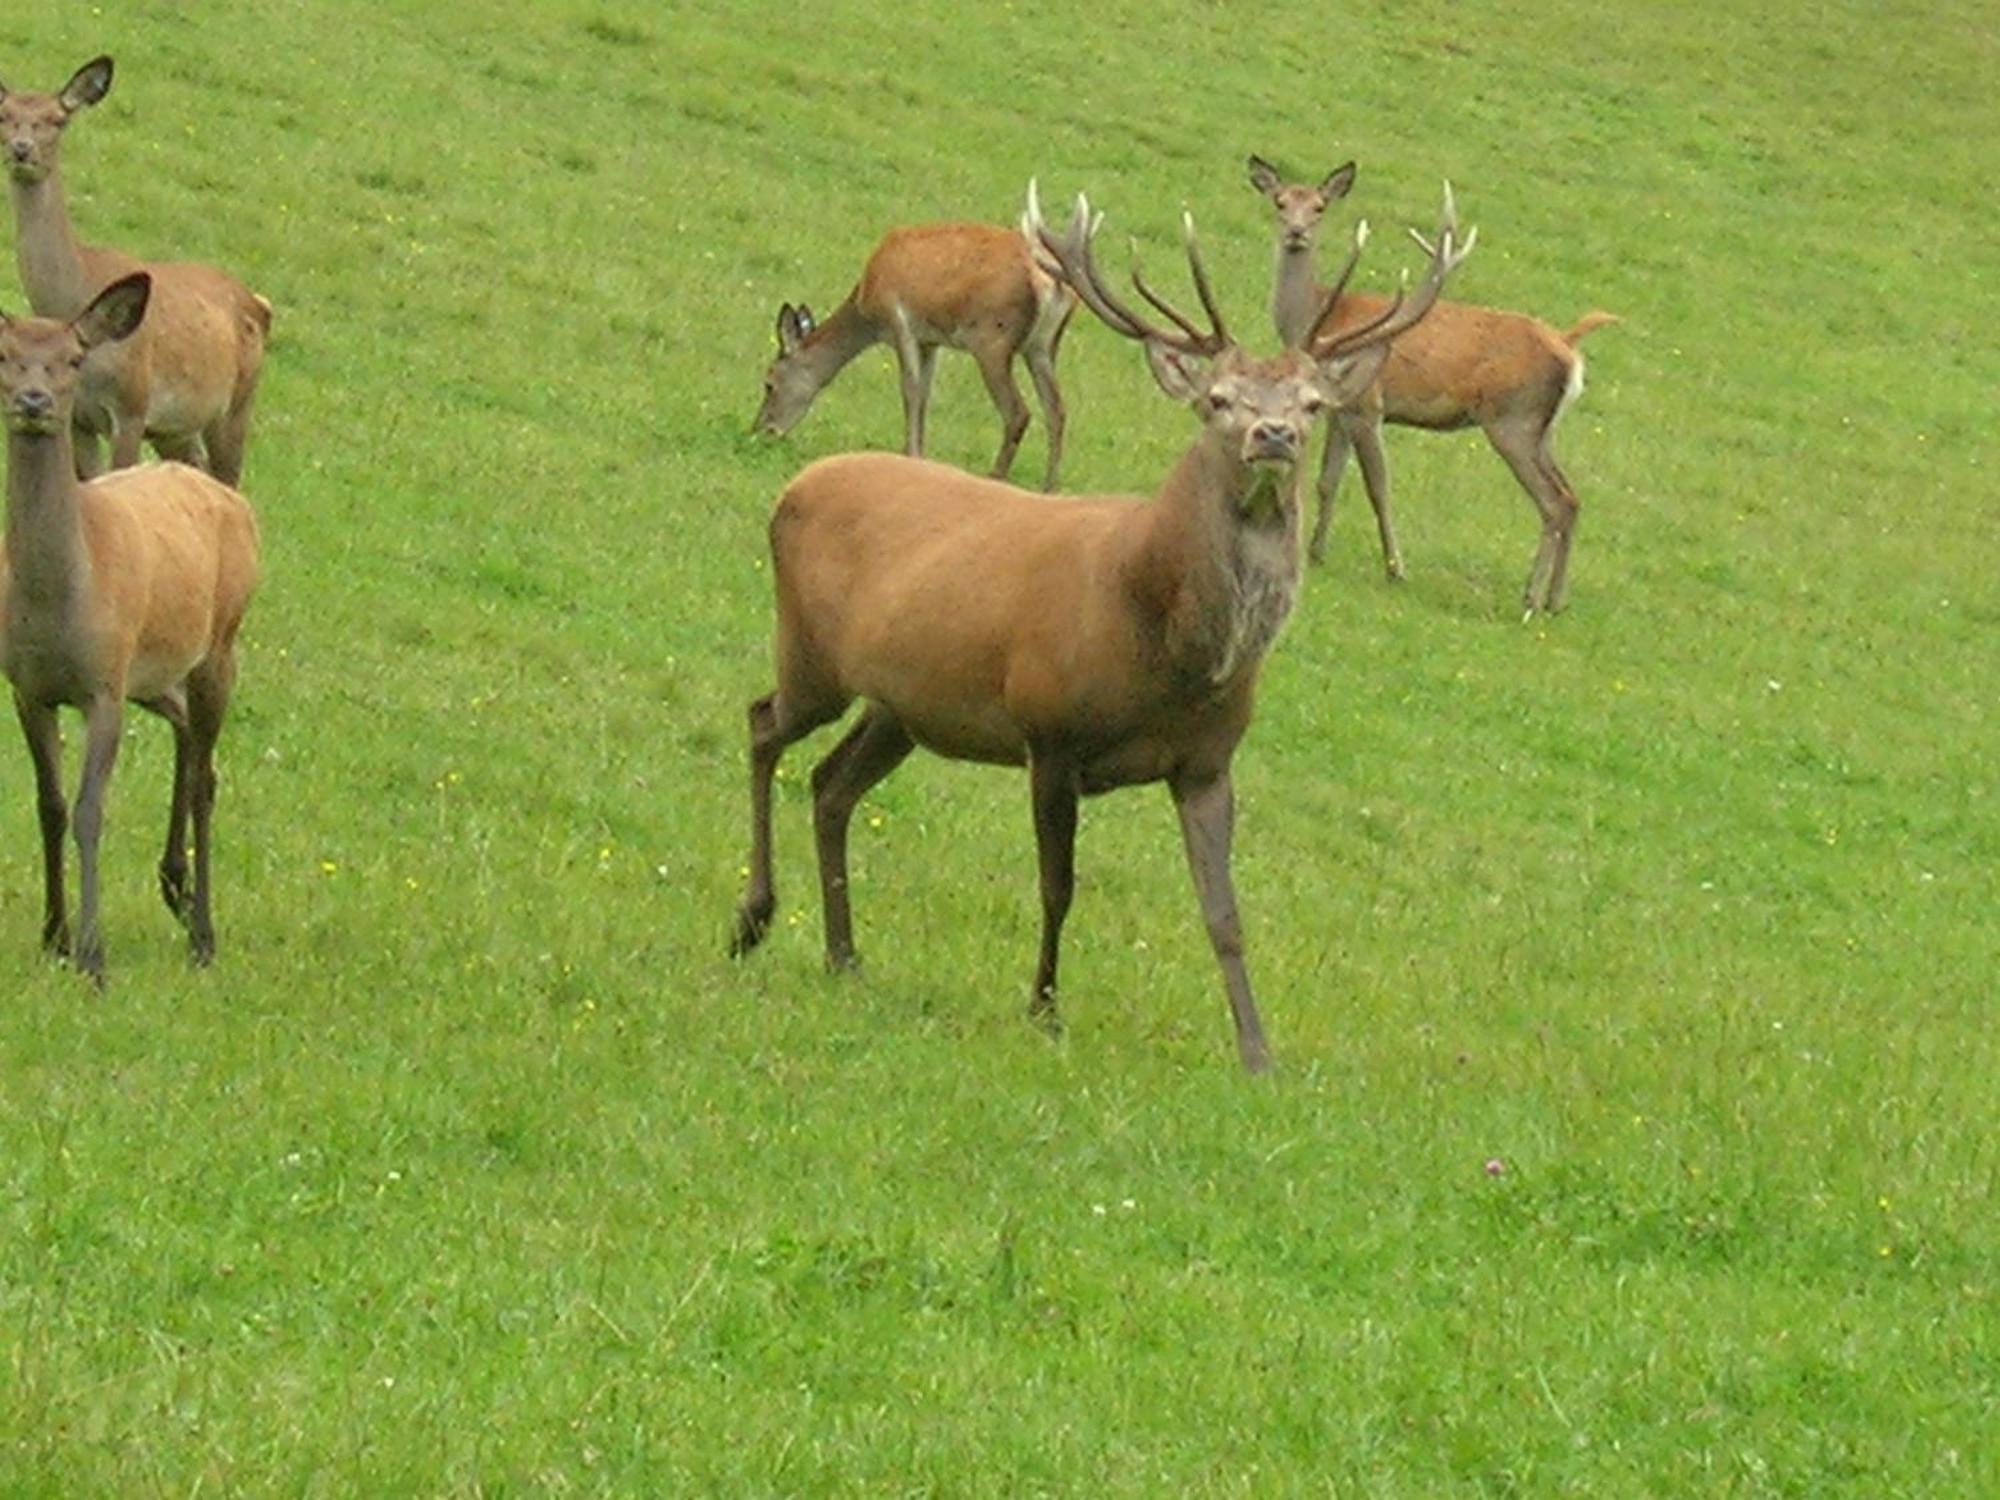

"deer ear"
[1246, 155, 1282, 198]
[60, 56, 114, 112]
[795, 304, 815, 336]
[1314, 343, 1390, 408]
[775, 304, 802, 351]
[1322, 161, 1357, 200]
[75, 271, 149, 349]
[1143, 340, 1210, 403]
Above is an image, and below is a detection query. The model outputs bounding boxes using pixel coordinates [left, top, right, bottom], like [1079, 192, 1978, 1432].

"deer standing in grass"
[730, 182, 1470, 1071]
[1248, 155, 1616, 614]
[754, 221, 1077, 490]
[1, 272, 260, 981]
[0, 55, 271, 484]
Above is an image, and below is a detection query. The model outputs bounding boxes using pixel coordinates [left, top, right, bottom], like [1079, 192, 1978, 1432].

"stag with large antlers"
[729, 182, 1470, 1071]
[1248, 155, 1614, 614]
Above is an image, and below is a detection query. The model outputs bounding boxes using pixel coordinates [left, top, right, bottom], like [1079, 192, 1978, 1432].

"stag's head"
[0, 272, 149, 436]
[1247, 156, 1356, 253]
[752, 302, 821, 438]
[0, 56, 112, 186]
[1025, 179, 1472, 484]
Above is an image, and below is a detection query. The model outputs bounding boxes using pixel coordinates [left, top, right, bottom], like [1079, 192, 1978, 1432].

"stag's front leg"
[1027, 753, 1079, 1034]
[1349, 415, 1404, 580]
[1171, 771, 1271, 1073]
[1309, 418, 1355, 564]
[809, 706, 914, 973]
[14, 696, 71, 958]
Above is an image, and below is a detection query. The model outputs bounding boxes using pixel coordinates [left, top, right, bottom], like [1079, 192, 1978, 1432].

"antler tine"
[1130, 234, 1211, 347]
[1312, 180, 1476, 362]
[1024, 180, 1227, 353]
[1295, 218, 1370, 351]
[1178, 210, 1232, 351]
[1026, 182, 1156, 341]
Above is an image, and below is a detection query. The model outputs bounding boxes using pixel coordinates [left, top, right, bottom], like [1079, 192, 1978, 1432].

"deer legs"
[1172, 772, 1272, 1074]
[1309, 409, 1403, 579]
[15, 695, 70, 958]
[809, 707, 914, 970]
[1488, 419, 1580, 617]
[731, 694, 914, 968]
[1027, 752, 1080, 1032]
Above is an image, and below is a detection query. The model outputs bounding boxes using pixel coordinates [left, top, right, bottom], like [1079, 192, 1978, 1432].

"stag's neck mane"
[1140, 435, 1303, 689]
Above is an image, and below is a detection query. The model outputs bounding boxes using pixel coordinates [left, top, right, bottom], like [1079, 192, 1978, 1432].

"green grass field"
[0, 0, 1993, 1492]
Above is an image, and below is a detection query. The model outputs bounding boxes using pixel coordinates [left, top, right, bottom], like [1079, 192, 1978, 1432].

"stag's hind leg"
[1487, 416, 1579, 617]
[1025, 303, 1072, 491]
[973, 345, 1032, 483]
[183, 659, 239, 965]
[809, 706, 915, 972]
[140, 689, 195, 926]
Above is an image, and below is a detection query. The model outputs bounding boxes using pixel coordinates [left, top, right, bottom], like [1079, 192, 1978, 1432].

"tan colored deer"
[0, 55, 271, 484]
[0, 272, 261, 981]
[730, 182, 1470, 1071]
[754, 221, 1076, 490]
[1248, 155, 1616, 614]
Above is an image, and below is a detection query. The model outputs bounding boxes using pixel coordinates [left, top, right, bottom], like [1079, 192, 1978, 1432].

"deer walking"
[1248, 155, 1616, 614]
[730, 182, 1470, 1071]
[754, 221, 1076, 490]
[1, 273, 261, 980]
[0, 56, 271, 485]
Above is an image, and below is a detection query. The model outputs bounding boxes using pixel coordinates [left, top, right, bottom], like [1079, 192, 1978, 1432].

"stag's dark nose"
[8, 140, 31, 163]
[14, 389, 54, 422]
[1247, 419, 1297, 460]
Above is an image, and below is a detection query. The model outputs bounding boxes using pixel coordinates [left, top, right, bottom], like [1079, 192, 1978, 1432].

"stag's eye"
[1206, 392, 1230, 413]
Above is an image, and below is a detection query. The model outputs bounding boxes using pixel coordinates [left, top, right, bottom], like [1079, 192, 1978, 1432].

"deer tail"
[1563, 310, 1619, 346]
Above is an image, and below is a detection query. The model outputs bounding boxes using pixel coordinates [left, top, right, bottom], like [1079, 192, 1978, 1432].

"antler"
[1303, 181, 1478, 360]
[1025, 180, 1230, 356]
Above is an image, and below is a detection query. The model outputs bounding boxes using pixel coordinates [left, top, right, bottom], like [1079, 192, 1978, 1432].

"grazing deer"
[1, 272, 261, 980]
[0, 55, 272, 485]
[754, 221, 1076, 490]
[1248, 155, 1616, 614]
[730, 182, 1470, 1071]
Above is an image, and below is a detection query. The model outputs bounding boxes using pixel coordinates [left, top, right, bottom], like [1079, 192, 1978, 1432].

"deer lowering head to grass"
[0, 55, 272, 485]
[729, 181, 1470, 1071]
[753, 220, 1077, 490]
[0, 272, 261, 981]
[1248, 154, 1616, 615]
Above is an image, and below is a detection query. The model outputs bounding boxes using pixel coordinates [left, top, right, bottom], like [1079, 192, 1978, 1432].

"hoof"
[729, 901, 773, 958]
[159, 864, 193, 922]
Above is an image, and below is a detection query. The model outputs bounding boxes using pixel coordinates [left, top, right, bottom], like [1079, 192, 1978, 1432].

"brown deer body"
[1249, 156, 1615, 614]
[731, 185, 1469, 1071]
[1, 56, 271, 485]
[754, 221, 1075, 490]
[0, 273, 260, 980]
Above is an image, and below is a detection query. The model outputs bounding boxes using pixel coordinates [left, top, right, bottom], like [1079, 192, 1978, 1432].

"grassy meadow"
[0, 0, 1994, 1492]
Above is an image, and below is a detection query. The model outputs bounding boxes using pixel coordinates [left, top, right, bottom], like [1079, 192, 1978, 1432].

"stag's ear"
[1144, 340, 1210, 404]
[1321, 161, 1357, 200]
[60, 56, 114, 113]
[775, 303, 804, 352]
[795, 304, 815, 336]
[75, 271, 149, 349]
[1314, 343, 1390, 409]
[1246, 155, 1282, 198]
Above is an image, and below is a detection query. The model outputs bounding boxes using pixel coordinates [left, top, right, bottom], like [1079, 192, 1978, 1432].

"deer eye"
[1206, 392, 1230, 413]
